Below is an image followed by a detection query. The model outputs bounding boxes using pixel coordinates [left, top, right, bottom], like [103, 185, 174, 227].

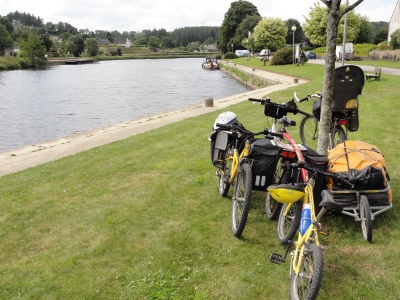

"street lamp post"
[292, 25, 297, 64]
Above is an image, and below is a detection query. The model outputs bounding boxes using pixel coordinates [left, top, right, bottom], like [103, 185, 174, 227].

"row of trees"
[0, 4, 397, 69]
[217, 0, 392, 54]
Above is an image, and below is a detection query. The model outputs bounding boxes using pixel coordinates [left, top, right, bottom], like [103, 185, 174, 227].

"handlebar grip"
[248, 98, 262, 102]
[265, 130, 284, 139]
[298, 96, 309, 102]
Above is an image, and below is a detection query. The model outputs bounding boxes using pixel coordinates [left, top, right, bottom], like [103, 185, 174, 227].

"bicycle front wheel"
[277, 201, 302, 244]
[300, 116, 319, 149]
[231, 161, 252, 237]
[290, 243, 324, 300]
[218, 145, 233, 197]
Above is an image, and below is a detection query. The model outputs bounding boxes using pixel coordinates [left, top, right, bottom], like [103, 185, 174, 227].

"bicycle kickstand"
[269, 240, 293, 265]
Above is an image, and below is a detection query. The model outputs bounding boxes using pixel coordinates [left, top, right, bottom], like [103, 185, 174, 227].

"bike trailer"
[249, 138, 281, 191]
[326, 140, 392, 242]
[327, 140, 392, 206]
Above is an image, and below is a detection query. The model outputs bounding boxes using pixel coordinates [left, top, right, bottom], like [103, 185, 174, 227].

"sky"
[1, 0, 398, 32]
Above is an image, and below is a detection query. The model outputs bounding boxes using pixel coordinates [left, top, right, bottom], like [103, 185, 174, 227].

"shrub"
[224, 52, 237, 59]
[270, 47, 293, 65]
[215, 54, 222, 60]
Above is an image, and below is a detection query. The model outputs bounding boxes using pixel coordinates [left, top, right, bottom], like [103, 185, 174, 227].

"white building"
[388, 0, 400, 41]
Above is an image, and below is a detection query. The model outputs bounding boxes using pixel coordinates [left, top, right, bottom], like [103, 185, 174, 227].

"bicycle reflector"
[267, 184, 305, 204]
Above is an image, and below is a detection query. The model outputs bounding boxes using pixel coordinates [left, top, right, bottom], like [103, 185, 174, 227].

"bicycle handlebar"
[248, 97, 313, 118]
[248, 97, 271, 105]
[294, 91, 322, 103]
[289, 162, 355, 189]
[294, 92, 310, 103]
[216, 123, 284, 140]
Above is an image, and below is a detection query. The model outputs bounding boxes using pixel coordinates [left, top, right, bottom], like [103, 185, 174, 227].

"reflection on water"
[0, 58, 247, 152]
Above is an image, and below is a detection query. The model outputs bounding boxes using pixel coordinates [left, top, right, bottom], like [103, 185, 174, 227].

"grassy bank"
[0, 62, 399, 299]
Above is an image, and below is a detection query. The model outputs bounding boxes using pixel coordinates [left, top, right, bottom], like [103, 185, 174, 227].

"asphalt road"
[307, 58, 400, 76]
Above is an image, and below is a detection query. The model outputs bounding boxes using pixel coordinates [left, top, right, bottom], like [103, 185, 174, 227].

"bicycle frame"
[277, 132, 308, 221]
[290, 182, 324, 276]
[226, 137, 251, 185]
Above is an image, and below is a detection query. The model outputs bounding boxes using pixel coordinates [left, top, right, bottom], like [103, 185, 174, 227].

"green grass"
[0, 61, 399, 299]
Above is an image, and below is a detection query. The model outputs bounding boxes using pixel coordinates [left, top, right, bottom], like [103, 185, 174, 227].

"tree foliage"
[0, 17, 14, 34]
[85, 38, 99, 56]
[354, 16, 374, 44]
[218, 0, 260, 53]
[6, 11, 44, 27]
[233, 14, 262, 49]
[303, 2, 361, 46]
[18, 32, 46, 68]
[252, 17, 287, 51]
[285, 18, 304, 45]
[390, 28, 400, 49]
[0, 24, 13, 50]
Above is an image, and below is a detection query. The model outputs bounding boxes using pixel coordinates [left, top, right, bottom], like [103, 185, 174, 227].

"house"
[113, 38, 132, 48]
[98, 38, 112, 45]
[204, 44, 218, 52]
[388, 0, 400, 41]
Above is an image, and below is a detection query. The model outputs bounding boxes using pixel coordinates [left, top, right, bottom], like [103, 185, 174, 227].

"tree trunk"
[317, 0, 364, 155]
[317, 1, 341, 155]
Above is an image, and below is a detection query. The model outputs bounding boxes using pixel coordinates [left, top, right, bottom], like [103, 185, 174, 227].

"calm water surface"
[0, 58, 247, 152]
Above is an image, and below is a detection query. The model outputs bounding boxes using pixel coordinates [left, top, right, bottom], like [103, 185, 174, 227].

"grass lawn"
[0, 60, 399, 299]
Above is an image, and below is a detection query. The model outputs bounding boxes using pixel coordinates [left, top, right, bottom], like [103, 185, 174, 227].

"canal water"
[0, 58, 247, 152]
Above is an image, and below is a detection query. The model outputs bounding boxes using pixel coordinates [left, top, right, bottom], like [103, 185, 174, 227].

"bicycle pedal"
[319, 231, 330, 236]
[269, 252, 285, 265]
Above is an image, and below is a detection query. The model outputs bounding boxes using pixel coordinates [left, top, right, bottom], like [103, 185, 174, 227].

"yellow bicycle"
[212, 121, 281, 237]
[268, 162, 353, 300]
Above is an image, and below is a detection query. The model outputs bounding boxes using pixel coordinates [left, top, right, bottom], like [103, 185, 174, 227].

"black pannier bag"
[210, 131, 230, 168]
[249, 139, 281, 191]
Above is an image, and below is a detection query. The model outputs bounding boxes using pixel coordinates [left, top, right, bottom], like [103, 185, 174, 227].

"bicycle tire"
[360, 195, 373, 242]
[299, 115, 319, 149]
[266, 157, 285, 220]
[290, 243, 324, 300]
[231, 160, 252, 237]
[331, 125, 347, 148]
[218, 145, 233, 197]
[277, 201, 302, 244]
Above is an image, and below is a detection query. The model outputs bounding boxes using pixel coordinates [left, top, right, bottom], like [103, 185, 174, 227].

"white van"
[259, 49, 270, 56]
[235, 50, 250, 57]
[336, 43, 353, 60]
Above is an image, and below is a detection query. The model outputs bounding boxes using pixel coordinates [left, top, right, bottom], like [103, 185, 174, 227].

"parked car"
[305, 51, 317, 59]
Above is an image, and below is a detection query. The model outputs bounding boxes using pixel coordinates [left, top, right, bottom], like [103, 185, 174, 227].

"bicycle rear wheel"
[277, 201, 302, 244]
[231, 161, 252, 237]
[331, 125, 347, 148]
[290, 243, 324, 300]
[299, 116, 319, 149]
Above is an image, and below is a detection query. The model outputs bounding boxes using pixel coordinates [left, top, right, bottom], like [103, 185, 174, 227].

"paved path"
[0, 65, 307, 177]
[308, 59, 400, 76]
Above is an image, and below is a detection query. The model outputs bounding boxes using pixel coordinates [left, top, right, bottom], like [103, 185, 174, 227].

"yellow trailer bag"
[327, 140, 390, 191]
